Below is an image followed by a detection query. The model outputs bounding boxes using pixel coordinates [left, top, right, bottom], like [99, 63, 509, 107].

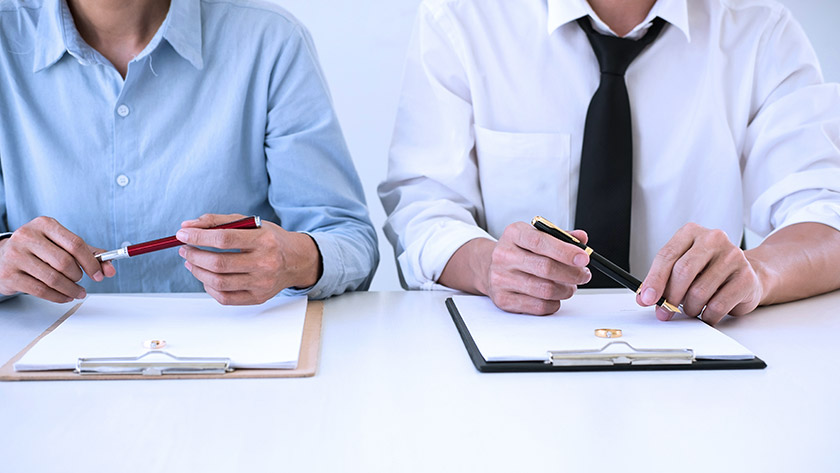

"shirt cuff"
[770, 199, 840, 236]
[399, 220, 496, 290]
[281, 231, 344, 300]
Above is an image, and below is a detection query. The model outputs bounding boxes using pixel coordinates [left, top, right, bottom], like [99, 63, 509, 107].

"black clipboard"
[446, 298, 766, 372]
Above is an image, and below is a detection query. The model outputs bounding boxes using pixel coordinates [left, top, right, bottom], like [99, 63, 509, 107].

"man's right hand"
[440, 222, 592, 315]
[0, 217, 115, 303]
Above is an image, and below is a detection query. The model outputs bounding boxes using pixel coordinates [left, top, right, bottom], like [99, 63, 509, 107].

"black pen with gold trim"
[531, 216, 682, 313]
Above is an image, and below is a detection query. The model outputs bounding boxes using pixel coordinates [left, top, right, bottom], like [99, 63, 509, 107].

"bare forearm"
[746, 222, 840, 306]
[438, 238, 495, 295]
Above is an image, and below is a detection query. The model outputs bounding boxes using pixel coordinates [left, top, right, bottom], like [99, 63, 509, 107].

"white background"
[276, 0, 840, 291]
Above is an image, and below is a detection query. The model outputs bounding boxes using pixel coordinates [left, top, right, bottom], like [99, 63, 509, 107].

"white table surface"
[1, 289, 838, 473]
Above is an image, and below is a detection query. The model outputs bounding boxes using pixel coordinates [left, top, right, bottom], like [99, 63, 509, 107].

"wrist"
[290, 232, 322, 289]
[440, 238, 495, 295]
[744, 249, 778, 306]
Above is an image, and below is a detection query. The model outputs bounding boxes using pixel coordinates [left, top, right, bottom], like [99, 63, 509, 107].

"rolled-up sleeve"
[264, 25, 378, 299]
[742, 9, 840, 238]
[378, 4, 492, 290]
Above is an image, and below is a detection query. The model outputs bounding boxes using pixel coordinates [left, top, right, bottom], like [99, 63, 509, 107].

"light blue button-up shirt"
[0, 0, 378, 299]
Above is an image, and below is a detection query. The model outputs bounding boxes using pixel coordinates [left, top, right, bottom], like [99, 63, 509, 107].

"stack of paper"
[453, 293, 755, 362]
[15, 294, 308, 371]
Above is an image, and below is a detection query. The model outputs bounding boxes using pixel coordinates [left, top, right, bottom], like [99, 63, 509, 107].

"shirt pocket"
[474, 126, 572, 238]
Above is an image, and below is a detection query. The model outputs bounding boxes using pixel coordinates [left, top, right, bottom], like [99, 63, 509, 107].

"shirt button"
[116, 174, 130, 187]
[121, 241, 132, 248]
[116, 104, 130, 117]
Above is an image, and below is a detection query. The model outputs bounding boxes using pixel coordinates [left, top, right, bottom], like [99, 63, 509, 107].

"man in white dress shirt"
[378, 0, 840, 325]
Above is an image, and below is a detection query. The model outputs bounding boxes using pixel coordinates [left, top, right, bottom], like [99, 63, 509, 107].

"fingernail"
[93, 271, 103, 282]
[184, 261, 192, 271]
[642, 287, 657, 305]
[657, 306, 675, 321]
[573, 254, 587, 267]
[582, 268, 592, 283]
[77, 289, 87, 299]
[178, 247, 186, 258]
[181, 219, 197, 226]
[176, 230, 188, 241]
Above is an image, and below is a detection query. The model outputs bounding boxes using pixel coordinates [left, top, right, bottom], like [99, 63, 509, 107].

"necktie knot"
[577, 17, 666, 76]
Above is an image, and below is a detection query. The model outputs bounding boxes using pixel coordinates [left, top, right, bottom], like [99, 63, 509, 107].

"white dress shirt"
[379, 0, 840, 290]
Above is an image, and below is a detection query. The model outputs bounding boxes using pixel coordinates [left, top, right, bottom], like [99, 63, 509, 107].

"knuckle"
[492, 292, 514, 311]
[14, 225, 34, 241]
[215, 233, 235, 248]
[490, 245, 513, 266]
[671, 260, 695, 280]
[44, 271, 64, 288]
[32, 216, 54, 227]
[723, 248, 746, 267]
[535, 299, 561, 315]
[558, 284, 576, 300]
[66, 236, 86, 254]
[207, 256, 229, 273]
[528, 279, 554, 300]
[531, 257, 551, 278]
[704, 300, 728, 319]
[682, 222, 703, 234]
[31, 285, 50, 299]
[656, 245, 682, 264]
[687, 284, 712, 304]
[56, 254, 77, 273]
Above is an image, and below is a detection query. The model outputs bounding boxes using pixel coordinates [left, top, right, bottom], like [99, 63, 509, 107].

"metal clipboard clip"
[76, 350, 233, 376]
[546, 341, 695, 367]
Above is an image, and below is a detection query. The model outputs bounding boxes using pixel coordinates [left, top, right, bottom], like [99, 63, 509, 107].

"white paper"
[453, 293, 755, 362]
[15, 294, 308, 371]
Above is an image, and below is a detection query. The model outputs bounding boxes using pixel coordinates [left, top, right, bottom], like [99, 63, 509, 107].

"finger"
[27, 237, 84, 283]
[88, 245, 117, 282]
[681, 255, 733, 317]
[25, 255, 86, 299]
[181, 213, 248, 229]
[204, 285, 258, 306]
[495, 245, 590, 286]
[509, 223, 590, 268]
[569, 229, 588, 245]
[9, 272, 74, 304]
[38, 220, 105, 282]
[639, 226, 702, 306]
[698, 279, 745, 326]
[490, 290, 562, 316]
[183, 258, 253, 292]
[180, 246, 253, 274]
[175, 226, 260, 251]
[510, 270, 578, 301]
[655, 305, 676, 321]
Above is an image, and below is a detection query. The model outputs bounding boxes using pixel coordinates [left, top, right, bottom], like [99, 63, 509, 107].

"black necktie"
[574, 17, 666, 288]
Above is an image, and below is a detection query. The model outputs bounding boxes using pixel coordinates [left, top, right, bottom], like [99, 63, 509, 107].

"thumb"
[181, 213, 248, 229]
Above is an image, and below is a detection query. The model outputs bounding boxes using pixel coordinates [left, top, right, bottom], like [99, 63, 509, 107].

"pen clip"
[531, 216, 582, 244]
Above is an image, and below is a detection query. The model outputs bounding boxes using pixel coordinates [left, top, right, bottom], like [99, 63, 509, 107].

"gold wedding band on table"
[143, 339, 166, 349]
[594, 328, 622, 339]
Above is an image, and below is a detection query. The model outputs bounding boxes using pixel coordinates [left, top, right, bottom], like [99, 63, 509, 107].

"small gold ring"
[143, 339, 166, 349]
[594, 328, 622, 338]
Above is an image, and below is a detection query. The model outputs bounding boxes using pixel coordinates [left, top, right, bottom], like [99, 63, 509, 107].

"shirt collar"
[162, 0, 204, 70]
[33, 0, 203, 73]
[546, 0, 691, 42]
[33, 0, 67, 72]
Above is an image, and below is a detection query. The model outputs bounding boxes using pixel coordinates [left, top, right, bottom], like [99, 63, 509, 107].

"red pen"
[95, 216, 262, 262]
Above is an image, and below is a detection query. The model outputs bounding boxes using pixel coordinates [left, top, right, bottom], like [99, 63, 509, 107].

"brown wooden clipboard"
[0, 300, 323, 381]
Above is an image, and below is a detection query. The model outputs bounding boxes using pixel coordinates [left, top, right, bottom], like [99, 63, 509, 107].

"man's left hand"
[636, 223, 764, 325]
[176, 213, 322, 305]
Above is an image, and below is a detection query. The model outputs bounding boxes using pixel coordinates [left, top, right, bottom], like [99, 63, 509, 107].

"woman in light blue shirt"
[0, 0, 378, 304]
